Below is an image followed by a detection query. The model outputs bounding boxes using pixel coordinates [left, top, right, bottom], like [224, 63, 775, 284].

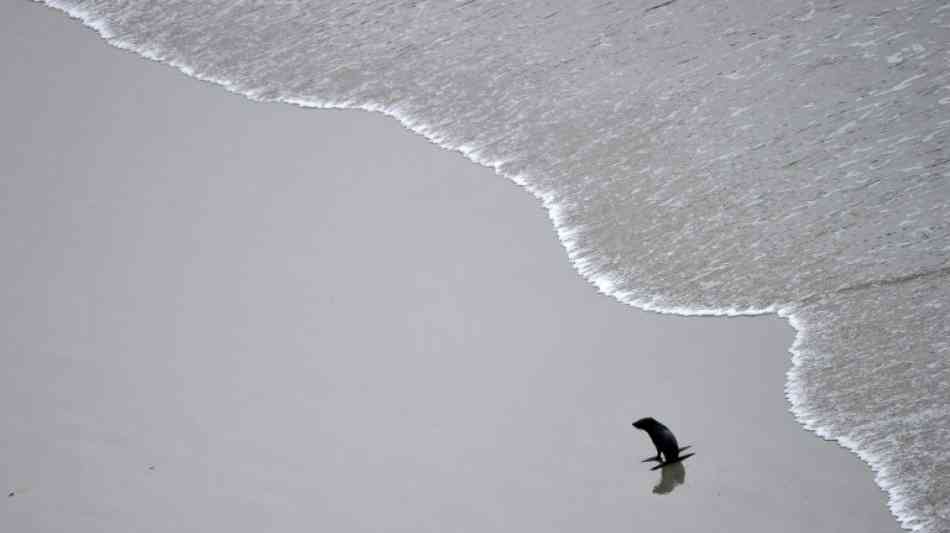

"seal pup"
[632, 417, 694, 469]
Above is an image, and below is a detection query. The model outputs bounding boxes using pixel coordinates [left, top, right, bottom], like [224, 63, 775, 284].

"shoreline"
[3, 3, 900, 532]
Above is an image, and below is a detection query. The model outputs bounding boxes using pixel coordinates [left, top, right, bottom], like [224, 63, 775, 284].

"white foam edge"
[36, 1, 924, 530]
[784, 310, 922, 532]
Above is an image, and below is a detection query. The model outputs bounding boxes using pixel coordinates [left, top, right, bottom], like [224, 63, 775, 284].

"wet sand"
[1, 3, 899, 532]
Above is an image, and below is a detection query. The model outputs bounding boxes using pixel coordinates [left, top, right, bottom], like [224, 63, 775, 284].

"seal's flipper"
[649, 452, 695, 471]
[648, 447, 688, 463]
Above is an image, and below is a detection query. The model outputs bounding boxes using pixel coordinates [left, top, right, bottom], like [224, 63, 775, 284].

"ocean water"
[38, 0, 948, 530]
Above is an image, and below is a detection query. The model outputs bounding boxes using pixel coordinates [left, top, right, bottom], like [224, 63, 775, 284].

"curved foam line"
[35, 1, 922, 529]
[783, 309, 918, 531]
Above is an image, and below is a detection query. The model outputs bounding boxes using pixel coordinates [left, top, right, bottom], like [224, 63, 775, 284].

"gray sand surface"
[2, 3, 898, 531]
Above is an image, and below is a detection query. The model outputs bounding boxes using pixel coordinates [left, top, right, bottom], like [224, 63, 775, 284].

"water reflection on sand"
[652, 462, 687, 495]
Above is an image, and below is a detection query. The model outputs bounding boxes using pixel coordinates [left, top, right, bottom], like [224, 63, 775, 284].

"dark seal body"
[633, 417, 681, 462]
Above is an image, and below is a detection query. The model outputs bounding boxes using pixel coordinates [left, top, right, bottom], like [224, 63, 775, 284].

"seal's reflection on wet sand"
[652, 462, 687, 495]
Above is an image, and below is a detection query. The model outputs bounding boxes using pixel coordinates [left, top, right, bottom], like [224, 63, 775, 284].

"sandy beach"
[2, 3, 899, 532]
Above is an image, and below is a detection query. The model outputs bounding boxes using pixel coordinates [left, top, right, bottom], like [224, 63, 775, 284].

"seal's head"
[632, 417, 658, 430]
